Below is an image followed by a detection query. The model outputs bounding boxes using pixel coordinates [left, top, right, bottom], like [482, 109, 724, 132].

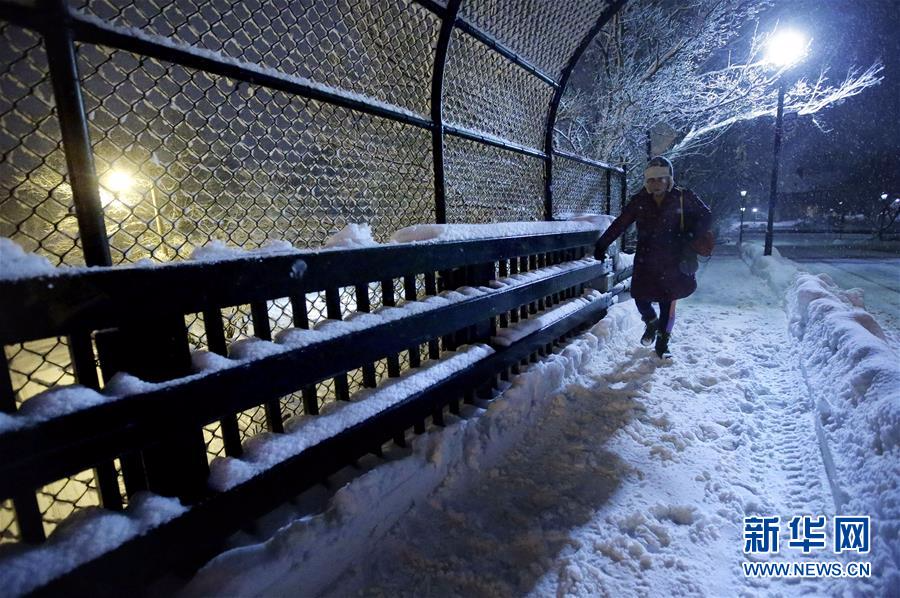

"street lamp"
[738, 190, 748, 245]
[763, 29, 809, 256]
[103, 167, 168, 259]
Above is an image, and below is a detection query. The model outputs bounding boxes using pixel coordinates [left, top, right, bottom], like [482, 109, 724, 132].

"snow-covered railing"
[0, 229, 632, 595]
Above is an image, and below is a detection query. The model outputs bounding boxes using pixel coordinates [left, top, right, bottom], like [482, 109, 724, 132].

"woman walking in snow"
[594, 156, 712, 358]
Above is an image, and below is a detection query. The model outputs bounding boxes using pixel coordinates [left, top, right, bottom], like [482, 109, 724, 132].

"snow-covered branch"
[558, 0, 882, 183]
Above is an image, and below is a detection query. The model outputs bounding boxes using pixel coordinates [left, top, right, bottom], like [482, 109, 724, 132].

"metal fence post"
[544, 0, 629, 222]
[430, 0, 463, 224]
[41, 0, 110, 267]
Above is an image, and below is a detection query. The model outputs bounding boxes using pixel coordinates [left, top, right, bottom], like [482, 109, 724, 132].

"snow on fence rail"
[0, 228, 633, 596]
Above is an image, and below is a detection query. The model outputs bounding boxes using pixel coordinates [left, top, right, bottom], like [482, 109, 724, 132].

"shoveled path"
[322, 257, 850, 597]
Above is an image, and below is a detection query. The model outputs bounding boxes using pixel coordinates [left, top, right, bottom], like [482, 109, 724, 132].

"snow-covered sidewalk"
[312, 256, 857, 597]
[184, 256, 893, 597]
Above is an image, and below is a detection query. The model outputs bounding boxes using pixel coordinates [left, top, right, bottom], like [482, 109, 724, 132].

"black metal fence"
[0, 0, 629, 546]
[0, 229, 632, 593]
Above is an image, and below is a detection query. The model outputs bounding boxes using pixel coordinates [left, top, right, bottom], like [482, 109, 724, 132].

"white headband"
[644, 166, 671, 180]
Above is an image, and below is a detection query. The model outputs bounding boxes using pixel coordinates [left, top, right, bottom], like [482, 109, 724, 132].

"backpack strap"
[679, 189, 685, 233]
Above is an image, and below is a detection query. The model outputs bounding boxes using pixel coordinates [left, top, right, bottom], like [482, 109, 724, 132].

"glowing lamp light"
[740, 207, 746, 212]
[740, 190, 747, 197]
[106, 170, 134, 193]
[881, 193, 889, 200]
[752, 207, 758, 213]
[765, 29, 808, 67]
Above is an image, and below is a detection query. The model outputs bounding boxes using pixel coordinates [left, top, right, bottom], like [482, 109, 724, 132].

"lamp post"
[763, 29, 809, 256]
[838, 200, 845, 239]
[738, 190, 748, 245]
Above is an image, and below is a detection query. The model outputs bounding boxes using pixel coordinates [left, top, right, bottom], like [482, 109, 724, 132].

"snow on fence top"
[0, 219, 612, 281]
[0, 237, 59, 280]
[389, 220, 601, 244]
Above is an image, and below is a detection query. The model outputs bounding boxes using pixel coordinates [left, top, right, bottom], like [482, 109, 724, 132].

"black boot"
[641, 318, 658, 346]
[655, 331, 671, 359]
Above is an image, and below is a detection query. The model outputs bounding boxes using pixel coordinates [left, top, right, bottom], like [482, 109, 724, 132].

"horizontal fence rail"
[0, 230, 633, 594]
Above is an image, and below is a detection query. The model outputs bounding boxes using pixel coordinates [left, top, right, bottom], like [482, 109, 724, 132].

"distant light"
[765, 29, 808, 67]
[740, 207, 746, 212]
[752, 207, 758, 213]
[740, 190, 748, 197]
[106, 170, 134, 193]
[838, 201, 843, 205]
[881, 192, 889, 200]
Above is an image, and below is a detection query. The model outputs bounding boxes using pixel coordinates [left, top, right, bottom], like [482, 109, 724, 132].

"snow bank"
[0, 237, 59, 280]
[786, 272, 900, 586]
[182, 303, 639, 597]
[390, 221, 597, 244]
[0, 493, 186, 597]
[742, 241, 900, 590]
[739, 242, 800, 296]
[614, 252, 634, 271]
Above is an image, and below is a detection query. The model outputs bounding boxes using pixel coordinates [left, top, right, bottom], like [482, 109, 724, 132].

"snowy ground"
[209, 258, 864, 596]
[180, 252, 896, 597]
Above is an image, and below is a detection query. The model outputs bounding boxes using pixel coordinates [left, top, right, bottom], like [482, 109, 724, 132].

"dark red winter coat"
[595, 186, 712, 302]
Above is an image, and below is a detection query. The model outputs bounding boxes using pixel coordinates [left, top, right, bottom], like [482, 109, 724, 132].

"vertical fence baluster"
[424, 272, 440, 359]
[290, 294, 319, 415]
[68, 331, 123, 510]
[324, 288, 350, 401]
[509, 257, 520, 323]
[203, 308, 242, 457]
[250, 300, 284, 432]
[380, 280, 401, 377]
[354, 284, 378, 388]
[497, 259, 509, 329]
[402, 275, 421, 368]
[437, 270, 458, 351]
[1, 352, 45, 543]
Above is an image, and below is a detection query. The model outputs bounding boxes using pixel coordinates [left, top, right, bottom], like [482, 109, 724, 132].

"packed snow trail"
[321, 257, 854, 597]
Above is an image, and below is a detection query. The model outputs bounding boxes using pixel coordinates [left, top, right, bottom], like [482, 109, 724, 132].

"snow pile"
[0, 385, 113, 435]
[207, 344, 494, 491]
[739, 242, 800, 296]
[0, 493, 186, 597]
[183, 303, 638, 597]
[614, 252, 634, 271]
[390, 221, 597, 244]
[322, 223, 380, 249]
[0, 237, 58, 280]
[786, 272, 900, 585]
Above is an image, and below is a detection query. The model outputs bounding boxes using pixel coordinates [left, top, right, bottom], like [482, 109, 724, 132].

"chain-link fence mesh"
[552, 154, 624, 218]
[444, 135, 544, 223]
[444, 28, 554, 150]
[1, 0, 624, 546]
[459, 0, 610, 79]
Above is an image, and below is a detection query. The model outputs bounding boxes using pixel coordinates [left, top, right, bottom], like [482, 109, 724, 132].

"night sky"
[679, 0, 900, 216]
